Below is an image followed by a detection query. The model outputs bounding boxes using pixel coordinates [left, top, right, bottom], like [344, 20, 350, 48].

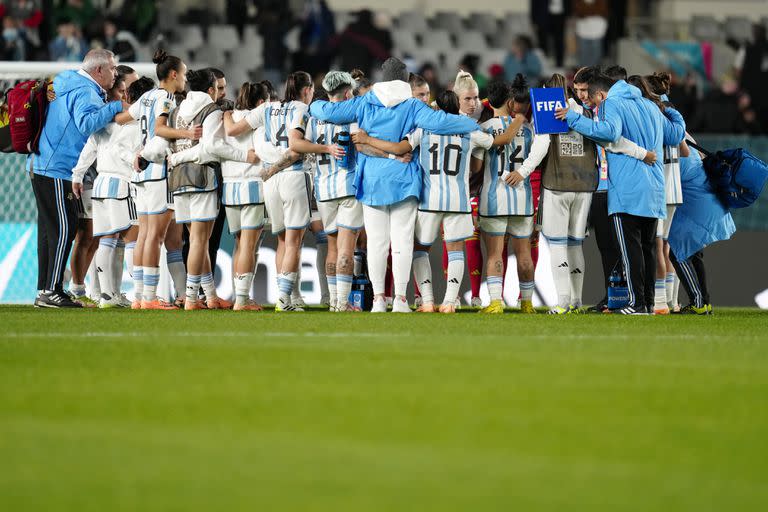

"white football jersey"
[663, 145, 683, 205]
[130, 88, 175, 183]
[408, 128, 493, 213]
[304, 117, 358, 202]
[246, 100, 308, 172]
[474, 116, 534, 217]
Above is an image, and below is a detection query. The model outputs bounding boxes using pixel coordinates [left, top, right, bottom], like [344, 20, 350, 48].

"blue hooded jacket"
[668, 149, 736, 261]
[565, 80, 686, 219]
[309, 80, 480, 206]
[29, 70, 123, 181]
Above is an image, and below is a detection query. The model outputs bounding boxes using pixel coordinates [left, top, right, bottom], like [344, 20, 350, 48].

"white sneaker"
[471, 296, 482, 308]
[117, 293, 132, 308]
[454, 297, 462, 309]
[98, 293, 120, 309]
[371, 297, 388, 313]
[292, 296, 307, 309]
[392, 297, 412, 313]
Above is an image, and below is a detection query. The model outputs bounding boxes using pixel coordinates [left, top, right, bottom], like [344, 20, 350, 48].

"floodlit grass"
[1, 306, 767, 511]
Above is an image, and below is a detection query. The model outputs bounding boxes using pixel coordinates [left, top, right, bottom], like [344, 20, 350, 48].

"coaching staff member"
[29, 49, 128, 308]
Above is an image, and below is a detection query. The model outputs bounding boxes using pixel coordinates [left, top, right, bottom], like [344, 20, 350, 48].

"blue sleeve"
[71, 88, 121, 137]
[662, 107, 686, 146]
[566, 99, 622, 144]
[413, 100, 479, 134]
[309, 96, 362, 124]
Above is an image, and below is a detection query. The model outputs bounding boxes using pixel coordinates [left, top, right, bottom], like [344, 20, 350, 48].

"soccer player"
[409, 73, 431, 104]
[302, 71, 364, 311]
[353, 90, 525, 313]
[309, 57, 480, 313]
[125, 50, 201, 309]
[71, 76, 154, 308]
[225, 71, 333, 311]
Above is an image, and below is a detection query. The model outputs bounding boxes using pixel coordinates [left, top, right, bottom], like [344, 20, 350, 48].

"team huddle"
[34, 49, 731, 315]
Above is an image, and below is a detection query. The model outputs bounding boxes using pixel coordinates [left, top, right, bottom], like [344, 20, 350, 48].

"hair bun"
[152, 49, 168, 65]
[350, 69, 366, 81]
[456, 70, 473, 80]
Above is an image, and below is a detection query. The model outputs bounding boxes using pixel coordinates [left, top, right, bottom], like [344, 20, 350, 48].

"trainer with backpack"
[26, 49, 129, 308]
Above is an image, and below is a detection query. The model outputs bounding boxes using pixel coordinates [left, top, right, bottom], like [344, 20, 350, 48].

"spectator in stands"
[530, 0, 568, 67]
[295, 0, 336, 80]
[1, 0, 43, 57]
[668, 71, 697, 121]
[736, 24, 768, 129]
[573, 0, 609, 67]
[688, 76, 748, 134]
[332, 9, 391, 77]
[504, 35, 542, 82]
[48, 17, 87, 62]
[256, 0, 295, 87]
[2, 15, 26, 60]
[54, 0, 96, 32]
[459, 55, 488, 98]
[100, 17, 136, 63]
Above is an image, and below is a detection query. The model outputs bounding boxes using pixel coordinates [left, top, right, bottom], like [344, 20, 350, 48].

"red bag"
[4, 79, 50, 154]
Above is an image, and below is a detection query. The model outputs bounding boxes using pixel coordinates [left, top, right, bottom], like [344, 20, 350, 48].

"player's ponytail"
[435, 90, 460, 115]
[350, 69, 372, 96]
[236, 82, 269, 110]
[153, 49, 184, 81]
[510, 73, 530, 104]
[645, 71, 672, 97]
[627, 75, 665, 112]
[258, 80, 279, 101]
[545, 73, 569, 99]
[453, 70, 478, 94]
[284, 71, 313, 103]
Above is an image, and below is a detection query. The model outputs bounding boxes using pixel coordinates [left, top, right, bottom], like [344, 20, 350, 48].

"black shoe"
[616, 305, 648, 315]
[37, 291, 83, 308]
[587, 299, 608, 313]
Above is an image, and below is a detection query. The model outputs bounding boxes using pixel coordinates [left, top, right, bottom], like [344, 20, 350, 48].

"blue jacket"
[565, 80, 686, 218]
[29, 70, 122, 181]
[668, 150, 736, 261]
[309, 80, 480, 206]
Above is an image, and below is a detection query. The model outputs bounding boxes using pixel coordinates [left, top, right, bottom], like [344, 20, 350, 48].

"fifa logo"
[536, 101, 565, 111]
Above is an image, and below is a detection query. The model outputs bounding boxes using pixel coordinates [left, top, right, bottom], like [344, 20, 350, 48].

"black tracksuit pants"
[31, 173, 78, 292]
[671, 250, 710, 308]
[611, 212, 658, 311]
[589, 191, 621, 301]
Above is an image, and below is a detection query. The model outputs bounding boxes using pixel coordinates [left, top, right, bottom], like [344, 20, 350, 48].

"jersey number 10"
[428, 143, 462, 176]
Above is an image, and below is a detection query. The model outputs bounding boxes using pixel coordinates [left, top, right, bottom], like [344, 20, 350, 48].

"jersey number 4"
[428, 143, 462, 176]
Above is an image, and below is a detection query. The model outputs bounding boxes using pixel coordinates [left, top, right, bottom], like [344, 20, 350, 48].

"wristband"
[388, 153, 396, 160]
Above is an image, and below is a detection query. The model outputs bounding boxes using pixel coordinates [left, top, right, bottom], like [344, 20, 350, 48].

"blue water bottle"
[607, 264, 629, 310]
[336, 131, 350, 169]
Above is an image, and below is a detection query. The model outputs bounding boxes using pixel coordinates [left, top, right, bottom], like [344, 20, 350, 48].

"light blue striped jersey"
[246, 100, 308, 172]
[475, 116, 534, 217]
[408, 128, 493, 213]
[129, 88, 175, 183]
[663, 145, 683, 205]
[304, 117, 358, 201]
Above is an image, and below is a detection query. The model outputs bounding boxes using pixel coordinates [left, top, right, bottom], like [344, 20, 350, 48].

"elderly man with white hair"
[28, 49, 129, 308]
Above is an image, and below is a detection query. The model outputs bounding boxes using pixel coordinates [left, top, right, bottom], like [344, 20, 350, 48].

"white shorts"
[540, 189, 592, 244]
[479, 215, 534, 238]
[173, 191, 219, 224]
[92, 197, 137, 237]
[415, 211, 474, 245]
[317, 197, 364, 234]
[264, 171, 311, 234]
[134, 180, 173, 216]
[76, 189, 93, 220]
[226, 203, 265, 234]
[656, 205, 677, 240]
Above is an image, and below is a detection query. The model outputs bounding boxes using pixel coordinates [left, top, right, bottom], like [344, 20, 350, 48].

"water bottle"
[349, 249, 373, 311]
[336, 131, 350, 169]
[607, 265, 629, 310]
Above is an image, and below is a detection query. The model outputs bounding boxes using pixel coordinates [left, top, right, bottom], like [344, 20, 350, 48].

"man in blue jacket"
[556, 74, 686, 314]
[309, 58, 480, 312]
[29, 49, 128, 308]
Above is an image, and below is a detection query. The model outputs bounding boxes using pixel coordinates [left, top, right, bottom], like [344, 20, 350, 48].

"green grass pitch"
[1, 306, 767, 511]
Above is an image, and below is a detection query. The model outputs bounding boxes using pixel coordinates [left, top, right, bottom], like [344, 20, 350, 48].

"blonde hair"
[453, 70, 478, 94]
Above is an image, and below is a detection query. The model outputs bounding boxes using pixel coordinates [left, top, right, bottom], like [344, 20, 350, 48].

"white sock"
[671, 274, 680, 308]
[444, 250, 464, 305]
[520, 281, 534, 302]
[87, 260, 100, 298]
[200, 272, 217, 302]
[337, 273, 353, 307]
[315, 232, 328, 299]
[234, 272, 254, 306]
[124, 241, 135, 279]
[96, 237, 117, 298]
[166, 249, 186, 300]
[654, 278, 667, 308]
[487, 275, 503, 301]
[549, 242, 570, 308]
[567, 242, 585, 308]
[278, 271, 297, 305]
[186, 274, 201, 303]
[71, 282, 86, 298]
[133, 266, 143, 302]
[112, 238, 125, 297]
[291, 265, 302, 302]
[412, 250, 434, 304]
[327, 275, 337, 307]
[143, 266, 160, 301]
[666, 272, 676, 308]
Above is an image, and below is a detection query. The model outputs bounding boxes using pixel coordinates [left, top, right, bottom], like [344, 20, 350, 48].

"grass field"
[1, 306, 767, 511]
